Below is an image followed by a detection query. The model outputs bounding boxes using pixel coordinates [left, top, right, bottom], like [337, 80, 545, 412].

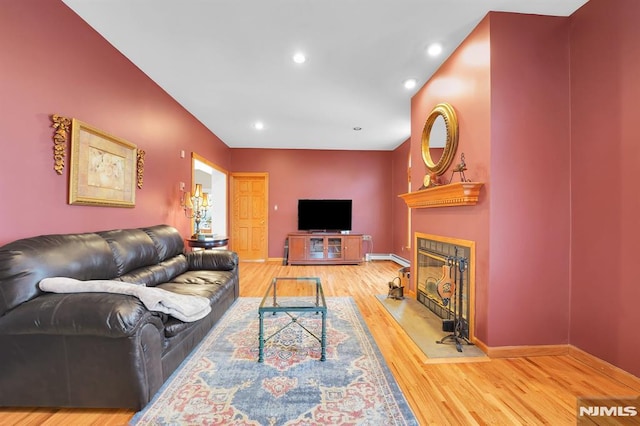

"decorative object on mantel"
[448, 152, 471, 184]
[399, 181, 484, 208]
[181, 183, 210, 238]
[421, 102, 459, 176]
[136, 149, 145, 189]
[419, 171, 441, 190]
[51, 114, 71, 174]
[69, 119, 138, 207]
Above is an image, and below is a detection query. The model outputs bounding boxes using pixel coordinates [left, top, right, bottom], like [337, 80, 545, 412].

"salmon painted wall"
[570, 0, 640, 377]
[409, 13, 573, 346]
[230, 149, 393, 259]
[410, 17, 492, 342]
[0, 0, 231, 245]
[391, 139, 411, 260]
[489, 13, 571, 346]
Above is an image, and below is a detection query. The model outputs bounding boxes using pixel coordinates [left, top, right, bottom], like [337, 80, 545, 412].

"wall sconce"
[181, 183, 210, 238]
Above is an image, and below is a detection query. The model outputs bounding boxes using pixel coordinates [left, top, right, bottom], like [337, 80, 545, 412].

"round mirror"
[421, 103, 459, 176]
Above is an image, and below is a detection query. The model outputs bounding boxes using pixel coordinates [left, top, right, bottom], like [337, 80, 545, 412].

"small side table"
[186, 237, 229, 250]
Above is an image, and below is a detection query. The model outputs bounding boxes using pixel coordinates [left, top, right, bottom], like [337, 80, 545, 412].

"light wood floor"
[1, 260, 638, 425]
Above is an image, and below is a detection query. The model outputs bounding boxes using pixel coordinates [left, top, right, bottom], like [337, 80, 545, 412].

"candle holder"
[181, 183, 210, 238]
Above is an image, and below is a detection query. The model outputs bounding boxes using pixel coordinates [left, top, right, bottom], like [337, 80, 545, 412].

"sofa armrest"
[0, 293, 164, 338]
[186, 249, 238, 271]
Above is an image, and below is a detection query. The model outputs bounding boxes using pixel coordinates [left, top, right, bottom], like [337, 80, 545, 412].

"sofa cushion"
[0, 292, 162, 338]
[0, 233, 118, 317]
[156, 272, 235, 337]
[117, 256, 188, 287]
[142, 225, 185, 262]
[186, 250, 238, 271]
[99, 229, 159, 276]
[162, 317, 197, 338]
[163, 270, 235, 292]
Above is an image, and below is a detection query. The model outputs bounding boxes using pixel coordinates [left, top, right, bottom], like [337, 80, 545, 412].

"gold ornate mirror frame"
[421, 102, 459, 176]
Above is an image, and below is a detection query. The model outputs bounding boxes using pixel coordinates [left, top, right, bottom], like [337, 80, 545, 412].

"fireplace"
[415, 233, 474, 340]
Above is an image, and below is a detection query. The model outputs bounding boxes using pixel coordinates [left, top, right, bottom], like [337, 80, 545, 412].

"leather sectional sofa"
[0, 224, 239, 409]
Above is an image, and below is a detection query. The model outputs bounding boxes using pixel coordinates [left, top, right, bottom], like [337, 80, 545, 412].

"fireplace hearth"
[415, 234, 474, 340]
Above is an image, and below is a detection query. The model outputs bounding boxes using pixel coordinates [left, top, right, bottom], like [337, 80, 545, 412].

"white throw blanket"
[39, 277, 211, 322]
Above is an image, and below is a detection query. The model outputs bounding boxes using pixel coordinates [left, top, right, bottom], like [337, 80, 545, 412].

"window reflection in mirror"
[429, 115, 447, 164]
[193, 155, 227, 237]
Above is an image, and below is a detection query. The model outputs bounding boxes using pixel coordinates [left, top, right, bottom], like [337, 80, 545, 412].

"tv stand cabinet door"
[326, 236, 343, 261]
[343, 235, 363, 262]
[288, 236, 307, 262]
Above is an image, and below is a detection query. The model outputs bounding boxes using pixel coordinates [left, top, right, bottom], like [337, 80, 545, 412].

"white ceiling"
[62, 0, 588, 151]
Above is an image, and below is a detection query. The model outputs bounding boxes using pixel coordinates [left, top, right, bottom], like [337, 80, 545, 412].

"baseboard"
[278, 254, 408, 266]
[472, 342, 640, 389]
[481, 343, 569, 358]
[568, 345, 640, 392]
[365, 253, 410, 267]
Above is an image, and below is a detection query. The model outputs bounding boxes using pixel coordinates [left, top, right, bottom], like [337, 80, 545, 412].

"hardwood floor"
[1, 260, 638, 425]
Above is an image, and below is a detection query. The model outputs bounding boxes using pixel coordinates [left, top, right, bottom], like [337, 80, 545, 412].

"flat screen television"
[297, 199, 352, 232]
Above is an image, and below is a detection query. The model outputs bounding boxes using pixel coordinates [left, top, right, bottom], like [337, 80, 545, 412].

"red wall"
[569, 0, 640, 377]
[489, 13, 572, 346]
[409, 13, 572, 346]
[0, 0, 231, 244]
[391, 139, 411, 260]
[406, 1, 640, 376]
[410, 17, 493, 342]
[231, 149, 393, 258]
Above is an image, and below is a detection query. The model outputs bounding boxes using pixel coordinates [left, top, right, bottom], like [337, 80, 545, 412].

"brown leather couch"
[0, 224, 239, 409]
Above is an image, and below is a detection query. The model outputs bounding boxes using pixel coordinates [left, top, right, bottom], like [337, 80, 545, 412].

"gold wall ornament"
[136, 149, 145, 189]
[51, 114, 71, 175]
[421, 102, 459, 176]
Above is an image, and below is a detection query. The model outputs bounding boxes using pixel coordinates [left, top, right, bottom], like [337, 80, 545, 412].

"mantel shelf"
[399, 182, 484, 208]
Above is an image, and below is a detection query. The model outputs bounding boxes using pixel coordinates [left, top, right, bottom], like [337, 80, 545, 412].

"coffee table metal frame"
[258, 276, 327, 362]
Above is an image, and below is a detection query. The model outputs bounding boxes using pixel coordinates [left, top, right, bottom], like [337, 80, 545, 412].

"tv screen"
[298, 199, 352, 231]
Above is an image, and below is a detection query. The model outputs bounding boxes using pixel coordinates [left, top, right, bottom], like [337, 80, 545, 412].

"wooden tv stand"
[287, 232, 363, 265]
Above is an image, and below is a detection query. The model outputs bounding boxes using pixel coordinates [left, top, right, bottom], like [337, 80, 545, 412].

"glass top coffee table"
[258, 277, 327, 362]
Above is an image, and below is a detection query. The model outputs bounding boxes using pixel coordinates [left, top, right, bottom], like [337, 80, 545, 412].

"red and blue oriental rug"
[131, 297, 417, 425]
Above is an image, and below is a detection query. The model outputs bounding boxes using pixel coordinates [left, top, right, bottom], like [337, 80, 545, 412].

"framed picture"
[69, 119, 137, 207]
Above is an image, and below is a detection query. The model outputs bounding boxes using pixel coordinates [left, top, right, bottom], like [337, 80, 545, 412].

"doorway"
[192, 153, 227, 237]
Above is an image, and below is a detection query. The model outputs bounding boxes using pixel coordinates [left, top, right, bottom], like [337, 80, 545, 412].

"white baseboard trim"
[365, 253, 410, 267]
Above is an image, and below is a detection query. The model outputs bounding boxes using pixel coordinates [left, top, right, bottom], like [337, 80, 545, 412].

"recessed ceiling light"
[403, 78, 417, 89]
[254, 121, 264, 130]
[427, 43, 443, 57]
[293, 53, 306, 64]
[353, 127, 362, 131]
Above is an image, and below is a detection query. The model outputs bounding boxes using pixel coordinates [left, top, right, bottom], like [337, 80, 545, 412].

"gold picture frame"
[69, 119, 137, 207]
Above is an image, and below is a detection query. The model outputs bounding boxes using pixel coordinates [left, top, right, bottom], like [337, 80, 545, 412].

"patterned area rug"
[131, 297, 417, 425]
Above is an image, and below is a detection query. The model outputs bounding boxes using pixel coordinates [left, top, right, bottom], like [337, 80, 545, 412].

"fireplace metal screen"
[416, 236, 471, 339]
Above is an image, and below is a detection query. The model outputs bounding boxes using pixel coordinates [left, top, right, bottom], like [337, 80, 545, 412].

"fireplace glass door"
[416, 237, 471, 339]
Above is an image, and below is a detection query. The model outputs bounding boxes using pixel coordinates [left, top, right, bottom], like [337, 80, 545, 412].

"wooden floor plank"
[1, 260, 637, 425]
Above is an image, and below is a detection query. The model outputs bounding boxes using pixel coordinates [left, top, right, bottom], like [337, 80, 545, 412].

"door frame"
[191, 152, 228, 237]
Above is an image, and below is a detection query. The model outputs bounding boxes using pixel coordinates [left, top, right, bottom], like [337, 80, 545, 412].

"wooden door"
[230, 173, 268, 261]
